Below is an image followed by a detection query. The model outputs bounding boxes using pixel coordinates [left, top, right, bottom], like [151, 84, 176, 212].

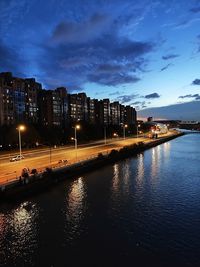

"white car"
[10, 155, 25, 162]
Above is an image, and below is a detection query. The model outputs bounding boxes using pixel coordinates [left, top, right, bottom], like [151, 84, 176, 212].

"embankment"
[0, 131, 184, 201]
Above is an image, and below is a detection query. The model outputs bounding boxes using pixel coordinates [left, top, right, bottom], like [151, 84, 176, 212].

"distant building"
[38, 87, 68, 127]
[0, 72, 42, 126]
[87, 97, 99, 124]
[0, 72, 138, 129]
[24, 78, 42, 123]
[120, 104, 125, 124]
[110, 101, 120, 125]
[124, 106, 137, 125]
[68, 93, 88, 122]
[98, 99, 110, 125]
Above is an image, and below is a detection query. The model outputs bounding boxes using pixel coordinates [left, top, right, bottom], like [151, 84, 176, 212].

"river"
[0, 134, 200, 267]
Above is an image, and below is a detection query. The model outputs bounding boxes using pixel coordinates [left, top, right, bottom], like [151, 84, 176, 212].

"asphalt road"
[0, 132, 175, 185]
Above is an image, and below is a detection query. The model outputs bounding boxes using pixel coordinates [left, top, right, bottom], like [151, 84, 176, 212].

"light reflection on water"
[0, 134, 200, 267]
[136, 153, 144, 186]
[0, 201, 39, 266]
[65, 177, 87, 240]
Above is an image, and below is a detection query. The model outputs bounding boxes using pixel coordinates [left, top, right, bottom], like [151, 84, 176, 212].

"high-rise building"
[24, 78, 42, 124]
[38, 87, 68, 127]
[98, 99, 110, 125]
[0, 72, 25, 125]
[68, 93, 88, 122]
[124, 106, 137, 125]
[110, 101, 120, 125]
[0, 72, 137, 129]
[87, 97, 99, 124]
[0, 72, 43, 126]
[120, 104, 125, 124]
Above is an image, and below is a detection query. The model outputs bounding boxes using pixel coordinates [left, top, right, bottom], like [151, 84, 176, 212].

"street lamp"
[123, 124, 128, 139]
[17, 125, 25, 159]
[73, 124, 80, 160]
[137, 124, 141, 138]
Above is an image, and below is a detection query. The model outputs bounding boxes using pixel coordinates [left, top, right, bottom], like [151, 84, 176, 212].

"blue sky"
[0, 0, 200, 120]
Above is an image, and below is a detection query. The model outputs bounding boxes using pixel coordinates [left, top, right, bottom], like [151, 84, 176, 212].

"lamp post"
[73, 124, 80, 160]
[137, 124, 141, 138]
[123, 124, 128, 139]
[17, 125, 25, 159]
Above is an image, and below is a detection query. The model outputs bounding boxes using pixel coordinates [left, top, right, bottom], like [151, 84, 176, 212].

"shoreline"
[0, 131, 184, 202]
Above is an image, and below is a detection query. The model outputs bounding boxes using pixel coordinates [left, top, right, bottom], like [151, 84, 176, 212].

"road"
[0, 132, 176, 185]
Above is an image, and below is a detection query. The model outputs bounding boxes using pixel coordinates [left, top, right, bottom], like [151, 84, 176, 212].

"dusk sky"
[1, 0, 200, 120]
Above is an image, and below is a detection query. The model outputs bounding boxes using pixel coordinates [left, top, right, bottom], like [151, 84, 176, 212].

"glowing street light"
[73, 124, 80, 160]
[17, 125, 26, 159]
[123, 124, 128, 139]
[137, 124, 141, 138]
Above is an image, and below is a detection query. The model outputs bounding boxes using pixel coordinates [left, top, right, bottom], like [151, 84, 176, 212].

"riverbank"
[0, 131, 184, 201]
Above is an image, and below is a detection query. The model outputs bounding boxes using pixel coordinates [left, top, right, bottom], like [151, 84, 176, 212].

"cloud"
[160, 63, 173, 72]
[87, 72, 140, 86]
[0, 39, 24, 75]
[192, 79, 200, 85]
[39, 13, 154, 89]
[162, 54, 179, 60]
[190, 7, 200, 13]
[138, 101, 200, 120]
[145, 93, 160, 99]
[115, 93, 139, 104]
[174, 18, 200, 29]
[109, 91, 122, 96]
[163, 17, 200, 30]
[131, 101, 143, 105]
[179, 94, 200, 100]
[52, 14, 110, 44]
[130, 100, 149, 110]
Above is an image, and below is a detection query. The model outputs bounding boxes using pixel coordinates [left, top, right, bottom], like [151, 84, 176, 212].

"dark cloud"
[160, 63, 173, 72]
[145, 93, 160, 99]
[131, 101, 143, 105]
[162, 54, 179, 60]
[115, 94, 139, 104]
[179, 94, 200, 100]
[130, 100, 149, 109]
[52, 14, 110, 44]
[39, 14, 154, 89]
[0, 39, 22, 74]
[87, 73, 140, 86]
[0, 40, 16, 71]
[192, 79, 200, 85]
[190, 7, 200, 13]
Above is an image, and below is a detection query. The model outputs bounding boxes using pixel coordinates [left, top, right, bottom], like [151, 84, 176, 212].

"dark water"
[0, 134, 200, 267]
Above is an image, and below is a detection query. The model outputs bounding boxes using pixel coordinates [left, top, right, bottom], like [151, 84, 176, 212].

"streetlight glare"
[125, 124, 128, 128]
[18, 125, 26, 131]
[17, 124, 26, 159]
[76, 125, 80, 130]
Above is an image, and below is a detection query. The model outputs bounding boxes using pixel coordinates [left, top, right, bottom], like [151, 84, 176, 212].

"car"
[10, 155, 25, 162]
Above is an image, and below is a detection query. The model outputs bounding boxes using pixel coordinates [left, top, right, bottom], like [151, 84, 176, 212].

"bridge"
[174, 129, 200, 134]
